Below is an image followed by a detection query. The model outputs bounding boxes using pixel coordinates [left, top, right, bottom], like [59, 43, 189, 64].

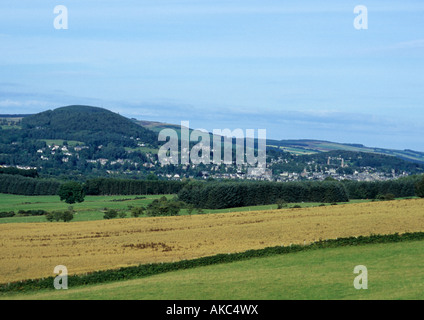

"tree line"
[177, 180, 350, 209]
[83, 177, 186, 195]
[1, 173, 423, 209]
[0, 174, 60, 195]
[341, 177, 419, 199]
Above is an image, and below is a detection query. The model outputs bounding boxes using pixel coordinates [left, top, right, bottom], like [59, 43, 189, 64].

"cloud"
[391, 39, 424, 50]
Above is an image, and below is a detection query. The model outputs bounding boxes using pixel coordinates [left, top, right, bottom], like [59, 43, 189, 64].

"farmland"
[0, 193, 370, 224]
[0, 198, 423, 285]
[3, 239, 423, 300]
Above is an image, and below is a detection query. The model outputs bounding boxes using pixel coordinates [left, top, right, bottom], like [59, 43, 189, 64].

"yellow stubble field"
[0, 198, 423, 284]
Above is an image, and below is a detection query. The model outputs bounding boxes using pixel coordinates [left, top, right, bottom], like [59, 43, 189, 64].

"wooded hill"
[1, 105, 424, 178]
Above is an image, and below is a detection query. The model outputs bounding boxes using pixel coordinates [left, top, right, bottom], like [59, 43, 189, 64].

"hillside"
[0, 106, 159, 178]
[267, 139, 424, 163]
[1, 105, 424, 180]
[21, 105, 158, 147]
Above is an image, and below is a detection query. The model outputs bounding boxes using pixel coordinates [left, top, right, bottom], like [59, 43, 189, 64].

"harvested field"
[1, 198, 423, 283]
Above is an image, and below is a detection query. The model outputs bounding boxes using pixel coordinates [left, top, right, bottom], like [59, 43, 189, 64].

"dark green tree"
[62, 210, 74, 222]
[58, 182, 85, 204]
[416, 176, 424, 198]
[104, 209, 118, 219]
[130, 206, 145, 217]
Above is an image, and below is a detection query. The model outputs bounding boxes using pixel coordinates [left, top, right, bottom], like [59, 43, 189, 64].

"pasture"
[0, 193, 370, 223]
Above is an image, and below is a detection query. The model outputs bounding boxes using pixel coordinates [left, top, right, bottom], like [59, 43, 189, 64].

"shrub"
[130, 206, 145, 218]
[62, 210, 74, 222]
[376, 193, 396, 201]
[17, 209, 47, 216]
[46, 210, 73, 222]
[196, 207, 205, 214]
[276, 199, 288, 209]
[0, 211, 15, 218]
[104, 209, 118, 220]
[146, 197, 181, 217]
[186, 203, 195, 215]
[384, 193, 395, 201]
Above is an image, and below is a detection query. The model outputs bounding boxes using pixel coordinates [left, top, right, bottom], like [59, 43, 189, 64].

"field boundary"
[1, 231, 423, 294]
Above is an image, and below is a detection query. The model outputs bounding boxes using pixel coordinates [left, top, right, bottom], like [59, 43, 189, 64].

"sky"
[0, 0, 423, 151]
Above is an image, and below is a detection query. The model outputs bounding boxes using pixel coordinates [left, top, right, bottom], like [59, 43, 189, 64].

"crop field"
[0, 198, 423, 284]
[3, 240, 423, 300]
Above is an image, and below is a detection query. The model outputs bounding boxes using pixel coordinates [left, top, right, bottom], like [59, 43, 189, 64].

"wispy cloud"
[391, 39, 424, 49]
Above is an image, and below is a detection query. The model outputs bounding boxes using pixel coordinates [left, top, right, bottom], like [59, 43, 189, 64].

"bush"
[17, 209, 47, 216]
[0, 211, 15, 218]
[104, 209, 118, 220]
[276, 199, 288, 209]
[62, 211, 74, 222]
[186, 203, 195, 215]
[130, 206, 145, 217]
[46, 210, 73, 222]
[146, 197, 181, 217]
[376, 193, 396, 201]
[384, 193, 395, 201]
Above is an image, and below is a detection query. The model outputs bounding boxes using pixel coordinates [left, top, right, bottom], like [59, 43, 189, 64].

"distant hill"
[136, 120, 424, 164]
[21, 105, 158, 147]
[266, 139, 424, 164]
[1, 106, 423, 179]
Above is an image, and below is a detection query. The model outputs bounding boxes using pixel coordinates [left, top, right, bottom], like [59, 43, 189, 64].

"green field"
[0, 193, 371, 223]
[3, 240, 423, 300]
[39, 139, 84, 147]
[0, 193, 172, 223]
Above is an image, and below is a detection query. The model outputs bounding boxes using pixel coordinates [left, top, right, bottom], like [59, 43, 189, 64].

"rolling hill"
[1, 105, 424, 179]
[21, 105, 158, 147]
[266, 139, 424, 163]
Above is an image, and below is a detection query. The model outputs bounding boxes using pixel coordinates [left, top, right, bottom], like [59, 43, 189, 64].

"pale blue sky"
[1, 0, 423, 150]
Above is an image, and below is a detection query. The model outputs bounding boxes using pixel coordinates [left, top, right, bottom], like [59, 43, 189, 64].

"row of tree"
[0, 174, 60, 195]
[83, 178, 186, 195]
[342, 178, 419, 199]
[0, 167, 38, 178]
[177, 180, 350, 209]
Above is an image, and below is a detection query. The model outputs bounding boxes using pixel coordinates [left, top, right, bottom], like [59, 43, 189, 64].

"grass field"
[0, 193, 173, 223]
[0, 193, 370, 223]
[2, 240, 423, 300]
[0, 198, 423, 284]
